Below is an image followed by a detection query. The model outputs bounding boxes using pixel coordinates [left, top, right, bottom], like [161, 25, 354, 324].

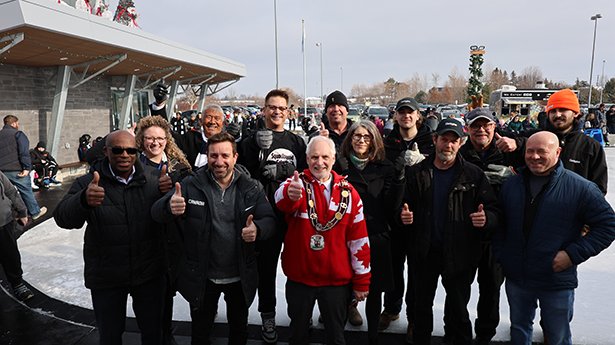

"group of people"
[3, 85, 613, 345]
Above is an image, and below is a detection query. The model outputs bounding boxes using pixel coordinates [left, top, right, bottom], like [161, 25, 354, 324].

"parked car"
[347, 108, 361, 122]
[363, 106, 390, 120]
[297, 107, 321, 122]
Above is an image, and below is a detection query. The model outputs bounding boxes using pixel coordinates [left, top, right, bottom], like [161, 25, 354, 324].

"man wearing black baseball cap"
[399, 117, 498, 345]
[381, 97, 435, 339]
[456, 107, 523, 345]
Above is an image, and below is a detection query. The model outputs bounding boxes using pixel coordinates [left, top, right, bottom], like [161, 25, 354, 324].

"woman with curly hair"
[134, 115, 191, 345]
[135, 115, 192, 182]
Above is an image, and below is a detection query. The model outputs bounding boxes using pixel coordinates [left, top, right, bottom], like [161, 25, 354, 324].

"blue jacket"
[494, 161, 615, 290]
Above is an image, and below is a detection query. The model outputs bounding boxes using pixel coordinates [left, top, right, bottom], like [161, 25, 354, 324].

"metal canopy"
[0, 0, 246, 84]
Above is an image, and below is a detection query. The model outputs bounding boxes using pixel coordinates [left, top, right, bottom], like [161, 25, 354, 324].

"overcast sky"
[137, 0, 614, 98]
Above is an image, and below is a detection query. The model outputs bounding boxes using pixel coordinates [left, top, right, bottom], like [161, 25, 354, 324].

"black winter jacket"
[53, 159, 166, 289]
[340, 159, 404, 236]
[383, 124, 435, 163]
[403, 155, 499, 275]
[151, 167, 276, 307]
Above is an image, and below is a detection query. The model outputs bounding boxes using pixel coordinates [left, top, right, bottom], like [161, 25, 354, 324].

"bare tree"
[518, 66, 543, 89]
[446, 67, 467, 104]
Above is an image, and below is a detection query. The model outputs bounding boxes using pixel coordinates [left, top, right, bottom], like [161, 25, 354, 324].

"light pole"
[273, 0, 279, 89]
[588, 13, 602, 107]
[316, 42, 323, 104]
[600, 59, 606, 104]
[340, 66, 343, 93]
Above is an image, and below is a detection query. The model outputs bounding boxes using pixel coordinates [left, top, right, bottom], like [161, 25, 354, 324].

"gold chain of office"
[301, 173, 351, 232]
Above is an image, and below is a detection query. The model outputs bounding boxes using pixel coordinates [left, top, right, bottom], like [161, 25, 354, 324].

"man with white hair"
[275, 135, 371, 345]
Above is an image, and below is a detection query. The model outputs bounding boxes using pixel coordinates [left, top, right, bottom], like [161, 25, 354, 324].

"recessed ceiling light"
[179, 75, 184, 78]
[60, 57, 68, 61]
[133, 68, 140, 72]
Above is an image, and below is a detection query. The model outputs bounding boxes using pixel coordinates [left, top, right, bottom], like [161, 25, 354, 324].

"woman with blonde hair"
[134, 115, 191, 345]
[135, 115, 192, 181]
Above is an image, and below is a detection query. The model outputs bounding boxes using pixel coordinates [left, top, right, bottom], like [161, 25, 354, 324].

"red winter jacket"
[275, 169, 371, 292]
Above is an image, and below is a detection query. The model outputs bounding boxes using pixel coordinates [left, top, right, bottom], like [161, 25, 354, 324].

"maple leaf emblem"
[354, 242, 370, 271]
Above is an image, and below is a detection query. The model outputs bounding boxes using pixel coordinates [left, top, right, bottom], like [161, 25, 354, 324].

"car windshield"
[369, 107, 389, 115]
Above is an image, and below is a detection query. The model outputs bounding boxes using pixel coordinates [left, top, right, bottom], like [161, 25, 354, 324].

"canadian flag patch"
[348, 237, 370, 274]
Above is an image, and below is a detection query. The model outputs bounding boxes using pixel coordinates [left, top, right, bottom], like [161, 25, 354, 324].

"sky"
[134, 1, 615, 98]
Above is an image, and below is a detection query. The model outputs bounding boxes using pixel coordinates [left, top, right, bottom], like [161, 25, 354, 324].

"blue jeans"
[3, 171, 41, 216]
[505, 280, 574, 345]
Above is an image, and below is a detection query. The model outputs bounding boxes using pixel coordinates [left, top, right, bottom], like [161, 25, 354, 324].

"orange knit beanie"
[545, 89, 580, 113]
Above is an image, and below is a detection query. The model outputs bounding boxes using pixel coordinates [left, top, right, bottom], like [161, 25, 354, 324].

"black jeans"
[383, 229, 415, 322]
[190, 280, 248, 345]
[414, 249, 473, 345]
[90, 275, 166, 345]
[286, 280, 350, 345]
[0, 221, 24, 287]
[257, 233, 284, 316]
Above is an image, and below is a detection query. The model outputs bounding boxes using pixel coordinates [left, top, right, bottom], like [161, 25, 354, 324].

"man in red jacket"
[275, 135, 371, 345]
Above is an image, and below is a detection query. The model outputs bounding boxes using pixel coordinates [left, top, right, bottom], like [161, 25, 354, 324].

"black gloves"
[226, 122, 241, 139]
[153, 83, 169, 104]
[262, 161, 296, 181]
[255, 130, 274, 150]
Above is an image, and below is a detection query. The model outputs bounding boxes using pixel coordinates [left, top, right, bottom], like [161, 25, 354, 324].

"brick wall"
[0, 64, 114, 164]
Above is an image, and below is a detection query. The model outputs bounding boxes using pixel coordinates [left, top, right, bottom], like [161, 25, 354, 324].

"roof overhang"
[0, 0, 246, 85]
[503, 98, 535, 105]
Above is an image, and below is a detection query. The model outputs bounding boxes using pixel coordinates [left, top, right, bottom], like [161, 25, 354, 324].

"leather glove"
[262, 161, 296, 181]
[226, 122, 241, 139]
[153, 83, 169, 104]
[394, 154, 406, 180]
[484, 164, 516, 184]
[255, 130, 273, 150]
[402, 142, 425, 166]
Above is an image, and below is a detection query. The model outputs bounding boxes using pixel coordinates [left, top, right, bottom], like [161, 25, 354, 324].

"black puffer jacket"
[53, 159, 165, 289]
[403, 155, 499, 275]
[152, 167, 276, 307]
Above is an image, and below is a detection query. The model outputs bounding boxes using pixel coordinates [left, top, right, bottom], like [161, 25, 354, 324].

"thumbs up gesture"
[86, 171, 105, 207]
[402, 142, 426, 167]
[400, 203, 414, 225]
[470, 204, 486, 228]
[319, 122, 329, 137]
[241, 214, 257, 242]
[287, 171, 303, 201]
[494, 133, 517, 153]
[170, 182, 186, 216]
[158, 165, 172, 194]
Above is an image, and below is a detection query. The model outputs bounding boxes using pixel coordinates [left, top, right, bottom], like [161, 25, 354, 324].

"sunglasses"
[110, 147, 139, 155]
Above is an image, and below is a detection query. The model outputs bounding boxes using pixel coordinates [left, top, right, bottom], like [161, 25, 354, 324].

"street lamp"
[588, 13, 602, 107]
[316, 42, 323, 104]
[600, 59, 606, 104]
[273, 0, 279, 88]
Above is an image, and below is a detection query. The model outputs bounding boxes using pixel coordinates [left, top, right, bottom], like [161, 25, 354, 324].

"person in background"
[30, 141, 61, 189]
[170, 111, 187, 136]
[275, 135, 370, 345]
[135, 116, 192, 345]
[288, 104, 297, 131]
[152, 132, 275, 345]
[338, 120, 404, 345]
[494, 131, 615, 345]
[0, 115, 47, 220]
[54, 130, 168, 344]
[0, 170, 33, 301]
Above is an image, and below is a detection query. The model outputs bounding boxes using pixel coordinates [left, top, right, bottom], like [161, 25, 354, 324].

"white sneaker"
[32, 206, 47, 220]
[31, 183, 39, 190]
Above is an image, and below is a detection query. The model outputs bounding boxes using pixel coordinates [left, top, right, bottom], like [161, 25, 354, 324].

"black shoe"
[13, 283, 34, 301]
[474, 337, 492, 345]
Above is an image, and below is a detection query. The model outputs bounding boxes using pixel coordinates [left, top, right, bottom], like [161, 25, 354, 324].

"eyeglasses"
[143, 136, 167, 143]
[469, 122, 495, 130]
[265, 105, 288, 112]
[352, 134, 372, 142]
[110, 147, 139, 155]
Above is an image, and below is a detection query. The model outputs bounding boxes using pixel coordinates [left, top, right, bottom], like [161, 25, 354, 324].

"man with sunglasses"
[54, 130, 168, 344]
[237, 89, 307, 343]
[455, 107, 524, 345]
